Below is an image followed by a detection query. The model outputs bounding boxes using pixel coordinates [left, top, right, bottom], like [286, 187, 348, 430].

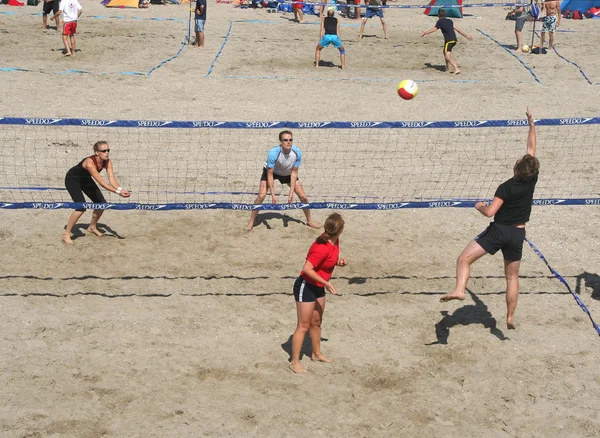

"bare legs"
[247, 181, 319, 230]
[63, 209, 104, 244]
[380, 18, 389, 40]
[194, 30, 204, 47]
[339, 47, 346, 70]
[540, 31, 553, 51]
[444, 51, 460, 74]
[440, 239, 523, 329]
[315, 45, 346, 70]
[62, 34, 75, 56]
[290, 297, 328, 374]
[88, 209, 105, 237]
[293, 6, 304, 23]
[440, 240, 487, 302]
[504, 259, 521, 329]
[359, 17, 388, 40]
[63, 210, 85, 244]
[315, 44, 322, 68]
[515, 29, 523, 52]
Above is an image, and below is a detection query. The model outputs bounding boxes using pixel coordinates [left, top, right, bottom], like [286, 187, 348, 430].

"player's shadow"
[426, 289, 508, 345]
[423, 62, 447, 72]
[52, 48, 80, 55]
[68, 223, 125, 240]
[576, 272, 600, 300]
[315, 60, 338, 68]
[281, 334, 328, 362]
[253, 212, 305, 229]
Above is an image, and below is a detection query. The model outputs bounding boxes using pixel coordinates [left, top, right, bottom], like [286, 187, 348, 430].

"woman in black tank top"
[315, 9, 346, 70]
[63, 141, 130, 245]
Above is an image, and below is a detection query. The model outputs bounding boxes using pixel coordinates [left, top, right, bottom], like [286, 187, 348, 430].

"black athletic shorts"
[293, 276, 325, 302]
[260, 168, 293, 185]
[475, 222, 526, 261]
[43, 0, 59, 15]
[444, 41, 457, 53]
[65, 170, 106, 212]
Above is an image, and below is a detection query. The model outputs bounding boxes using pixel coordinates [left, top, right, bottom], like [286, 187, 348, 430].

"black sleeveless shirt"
[324, 16, 337, 35]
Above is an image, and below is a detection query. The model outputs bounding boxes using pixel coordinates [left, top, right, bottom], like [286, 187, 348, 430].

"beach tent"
[424, 0, 463, 17]
[103, 0, 139, 7]
[560, 0, 597, 12]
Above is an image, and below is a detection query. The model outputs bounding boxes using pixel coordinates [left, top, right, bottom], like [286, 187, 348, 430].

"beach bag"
[573, 9, 583, 18]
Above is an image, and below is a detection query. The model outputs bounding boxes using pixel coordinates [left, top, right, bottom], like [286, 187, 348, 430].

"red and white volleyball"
[397, 80, 418, 100]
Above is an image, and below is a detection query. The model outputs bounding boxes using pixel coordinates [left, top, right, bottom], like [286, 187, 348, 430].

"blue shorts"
[365, 8, 383, 19]
[319, 34, 343, 49]
[195, 19, 205, 32]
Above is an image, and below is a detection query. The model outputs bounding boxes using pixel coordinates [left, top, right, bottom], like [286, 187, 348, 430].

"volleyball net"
[0, 116, 598, 211]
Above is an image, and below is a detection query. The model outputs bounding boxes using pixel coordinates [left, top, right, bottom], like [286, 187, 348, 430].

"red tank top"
[89, 155, 107, 172]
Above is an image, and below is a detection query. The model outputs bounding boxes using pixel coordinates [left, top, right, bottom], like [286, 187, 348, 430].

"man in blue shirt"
[194, 0, 206, 47]
[247, 131, 320, 231]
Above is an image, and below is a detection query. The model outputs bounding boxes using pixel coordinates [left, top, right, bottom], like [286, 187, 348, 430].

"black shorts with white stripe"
[293, 276, 325, 302]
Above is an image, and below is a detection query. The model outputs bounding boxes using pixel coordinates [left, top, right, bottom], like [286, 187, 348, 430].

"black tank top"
[324, 17, 337, 35]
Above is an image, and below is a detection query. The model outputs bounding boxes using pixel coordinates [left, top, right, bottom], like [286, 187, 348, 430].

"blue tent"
[425, 0, 463, 18]
[560, 0, 597, 12]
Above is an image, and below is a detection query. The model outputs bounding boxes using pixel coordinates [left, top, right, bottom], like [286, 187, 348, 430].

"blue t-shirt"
[195, 0, 206, 20]
[264, 145, 302, 176]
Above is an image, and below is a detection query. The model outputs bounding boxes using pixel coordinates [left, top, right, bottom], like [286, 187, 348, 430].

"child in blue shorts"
[315, 9, 346, 69]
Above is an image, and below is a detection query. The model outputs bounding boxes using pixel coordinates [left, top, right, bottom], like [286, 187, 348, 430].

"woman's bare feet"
[507, 316, 516, 330]
[307, 221, 321, 229]
[311, 353, 331, 363]
[289, 362, 308, 374]
[87, 227, 104, 237]
[439, 292, 466, 303]
[62, 233, 73, 245]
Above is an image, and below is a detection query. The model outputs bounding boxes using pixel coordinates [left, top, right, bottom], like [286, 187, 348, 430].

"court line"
[476, 28, 541, 84]
[206, 20, 234, 77]
[526, 237, 600, 338]
[532, 30, 594, 85]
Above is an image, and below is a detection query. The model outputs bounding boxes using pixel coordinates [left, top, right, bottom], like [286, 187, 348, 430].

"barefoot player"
[63, 142, 130, 244]
[440, 107, 540, 330]
[289, 213, 347, 374]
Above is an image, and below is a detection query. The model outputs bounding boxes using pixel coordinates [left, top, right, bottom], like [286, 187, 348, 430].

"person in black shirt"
[440, 107, 540, 330]
[421, 8, 472, 74]
[315, 8, 346, 69]
[194, 0, 206, 47]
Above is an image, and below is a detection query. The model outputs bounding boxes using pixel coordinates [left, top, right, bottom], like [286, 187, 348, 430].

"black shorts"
[293, 276, 325, 302]
[43, 0, 59, 15]
[260, 168, 293, 185]
[444, 41, 457, 53]
[475, 222, 526, 261]
[65, 171, 106, 212]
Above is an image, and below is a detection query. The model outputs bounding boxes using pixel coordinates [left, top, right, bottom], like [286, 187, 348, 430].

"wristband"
[116, 187, 123, 195]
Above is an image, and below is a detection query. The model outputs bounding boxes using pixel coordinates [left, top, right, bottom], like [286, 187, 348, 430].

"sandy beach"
[1, 1, 600, 436]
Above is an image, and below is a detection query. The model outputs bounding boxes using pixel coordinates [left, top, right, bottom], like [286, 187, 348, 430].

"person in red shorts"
[55, 0, 82, 56]
[292, 0, 304, 23]
[289, 213, 348, 374]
